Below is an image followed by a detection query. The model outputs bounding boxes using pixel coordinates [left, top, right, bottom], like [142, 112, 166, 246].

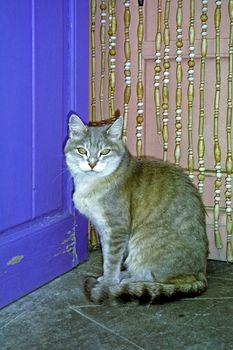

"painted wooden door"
[94, 1, 232, 262]
[0, 0, 89, 309]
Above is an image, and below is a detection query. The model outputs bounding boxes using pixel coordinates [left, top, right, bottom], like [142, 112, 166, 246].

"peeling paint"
[7, 255, 24, 266]
[53, 227, 78, 265]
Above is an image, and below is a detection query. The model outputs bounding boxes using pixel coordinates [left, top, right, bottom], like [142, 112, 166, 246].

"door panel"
[34, 0, 64, 217]
[0, 0, 89, 308]
[0, 0, 33, 232]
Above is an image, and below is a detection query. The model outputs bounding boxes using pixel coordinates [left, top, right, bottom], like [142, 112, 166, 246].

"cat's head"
[64, 114, 125, 177]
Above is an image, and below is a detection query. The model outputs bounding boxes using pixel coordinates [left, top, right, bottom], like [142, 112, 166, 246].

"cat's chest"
[74, 191, 99, 216]
[73, 180, 106, 218]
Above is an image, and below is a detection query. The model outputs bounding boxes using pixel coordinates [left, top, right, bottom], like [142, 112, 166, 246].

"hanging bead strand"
[154, 0, 162, 135]
[225, 0, 233, 262]
[197, 0, 208, 195]
[187, 0, 195, 182]
[174, 0, 183, 166]
[213, 0, 223, 249]
[90, 0, 99, 249]
[108, 0, 117, 121]
[162, 0, 171, 162]
[136, 0, 144, 159]
[91, 0, 97, 125]
[123, 0, 131, 143]
[99, 1, 107, 123]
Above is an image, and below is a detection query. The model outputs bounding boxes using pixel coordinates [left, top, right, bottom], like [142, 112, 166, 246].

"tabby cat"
[65, 114, 209, 304]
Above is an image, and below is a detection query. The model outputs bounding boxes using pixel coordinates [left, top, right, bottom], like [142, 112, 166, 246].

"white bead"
[202, 24, 208, 30]
[154, 82, 160, 87]
[189, 53, 195, 58]
[164, 48, 170, 53]
[202, 32, 208, 36]
[189, 46, 195, 51]
[138, 102, 143, 107]
[177, 49, 182, 55]
[176, 57, 182, 63]
[164, 71, 170, 77]
[154, 75, 160, 80]
[137, 109, 143, 114]
[177, 28, 182, 33]
[163, 78, 169, 84]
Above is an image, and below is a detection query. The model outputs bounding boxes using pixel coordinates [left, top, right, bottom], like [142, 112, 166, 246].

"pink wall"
[92, 1, 232, 261]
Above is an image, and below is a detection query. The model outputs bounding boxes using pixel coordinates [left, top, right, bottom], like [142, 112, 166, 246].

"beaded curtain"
[90, 0, 233, 262]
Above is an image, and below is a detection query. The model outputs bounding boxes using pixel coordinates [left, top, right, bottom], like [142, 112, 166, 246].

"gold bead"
[137, 116, 144, 124]
[201, 13, 208, 22]
[188, 60, 195, 68]
[176, 40, 183, 48]
[164, 62, 170, 70]
[176, 122, 182, 129]
[109, 48, 116, 56]
[100, 3, 107, 11]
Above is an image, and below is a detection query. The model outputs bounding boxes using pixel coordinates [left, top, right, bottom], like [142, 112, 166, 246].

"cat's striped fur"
[65, 114, 209, 304]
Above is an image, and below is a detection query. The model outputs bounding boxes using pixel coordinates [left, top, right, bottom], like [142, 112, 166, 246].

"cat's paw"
[84, 276, 109, 303]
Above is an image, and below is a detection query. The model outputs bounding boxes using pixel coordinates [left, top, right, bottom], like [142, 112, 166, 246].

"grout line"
[208, 276, 233, 281]
[73, 304, 103, 308]
[182, 302, 222, 326]
[70, 306, 145, 350]
[182, 297, 233, 301]
[0, 311, 27, 330]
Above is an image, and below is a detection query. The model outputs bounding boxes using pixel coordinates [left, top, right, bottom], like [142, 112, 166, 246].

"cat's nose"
[88, 161, 97, 170]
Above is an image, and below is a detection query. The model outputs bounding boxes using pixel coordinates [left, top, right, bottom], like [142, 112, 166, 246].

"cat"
[65, 114, 209, 304]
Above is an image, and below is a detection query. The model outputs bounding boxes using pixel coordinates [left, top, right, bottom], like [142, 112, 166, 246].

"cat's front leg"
[98, 229, 127, 285]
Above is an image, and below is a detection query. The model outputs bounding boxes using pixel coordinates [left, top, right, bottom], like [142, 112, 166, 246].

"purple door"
[0, 0, 89, 308]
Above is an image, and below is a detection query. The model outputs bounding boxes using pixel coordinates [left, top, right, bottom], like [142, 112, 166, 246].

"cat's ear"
[68, 114, 87, 139]
[106, 116, 124, 140]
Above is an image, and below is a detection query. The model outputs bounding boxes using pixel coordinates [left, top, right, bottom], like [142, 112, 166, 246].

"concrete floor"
[1, 250, 233, 350]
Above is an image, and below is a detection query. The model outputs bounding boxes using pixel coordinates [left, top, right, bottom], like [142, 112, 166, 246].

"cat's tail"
[84, 273, 207, 304]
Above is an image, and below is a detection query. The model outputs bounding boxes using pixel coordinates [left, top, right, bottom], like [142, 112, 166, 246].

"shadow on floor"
[1, 250, 233, 350]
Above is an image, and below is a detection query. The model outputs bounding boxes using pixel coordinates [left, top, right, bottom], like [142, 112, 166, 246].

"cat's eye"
[100, 148, 111, 156]
[77, 147, 87, 155]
